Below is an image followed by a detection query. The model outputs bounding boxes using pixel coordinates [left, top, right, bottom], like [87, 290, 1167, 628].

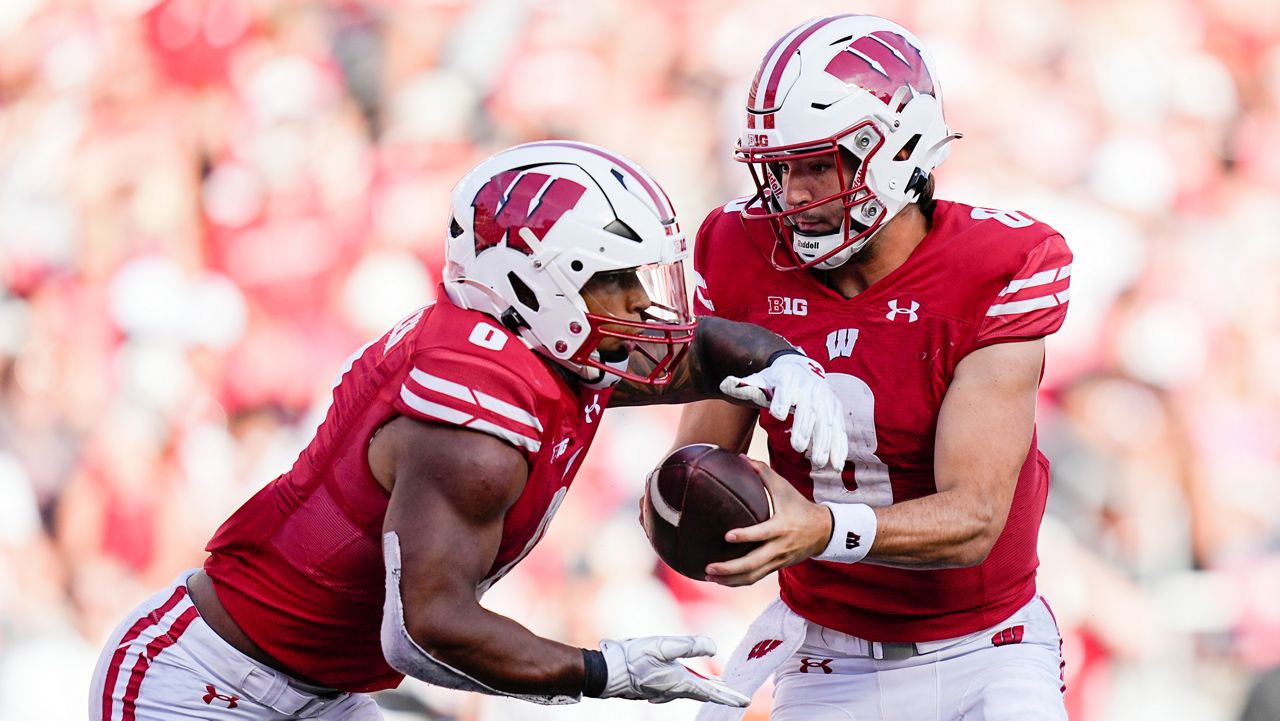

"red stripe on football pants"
[100, 586, 188, 721]
[120, 606, 200, 721]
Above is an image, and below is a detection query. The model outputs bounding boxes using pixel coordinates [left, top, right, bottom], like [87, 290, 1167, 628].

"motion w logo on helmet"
[825, 31, 935, 108]
[471, 171, 587, 255]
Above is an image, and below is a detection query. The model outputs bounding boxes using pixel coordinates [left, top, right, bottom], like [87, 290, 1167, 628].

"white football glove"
[719, 353, 848, 471]
[599, 636, 750, 707]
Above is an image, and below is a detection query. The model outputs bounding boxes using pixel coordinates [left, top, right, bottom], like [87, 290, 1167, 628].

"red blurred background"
[2, 0, 1279, 719]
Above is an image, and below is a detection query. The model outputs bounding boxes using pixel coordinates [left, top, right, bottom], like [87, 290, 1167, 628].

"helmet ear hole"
[897, 135, 923, 162]
[449, 217, 464, 238]
[507, 272, 541, 312]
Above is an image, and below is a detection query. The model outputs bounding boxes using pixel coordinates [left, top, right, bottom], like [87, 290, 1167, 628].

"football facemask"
[575, 262, 696, 385]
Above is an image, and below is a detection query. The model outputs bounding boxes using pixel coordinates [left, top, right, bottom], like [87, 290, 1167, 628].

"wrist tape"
[814, 503, 877, 563]
[764, 347, 804, 368]
[581, 648, 608, 697]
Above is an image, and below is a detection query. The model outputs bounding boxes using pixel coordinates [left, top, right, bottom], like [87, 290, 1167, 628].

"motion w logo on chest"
[825, 328, 859, 361]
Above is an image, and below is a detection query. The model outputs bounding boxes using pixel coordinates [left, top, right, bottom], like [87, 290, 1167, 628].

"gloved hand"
[598, 636, 750, 706]
[719, 353, 848, 470]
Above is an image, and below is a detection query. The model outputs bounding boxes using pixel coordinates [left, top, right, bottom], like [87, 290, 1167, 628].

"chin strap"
[578, 356, 627, 389]
[499, 306, 529, 334]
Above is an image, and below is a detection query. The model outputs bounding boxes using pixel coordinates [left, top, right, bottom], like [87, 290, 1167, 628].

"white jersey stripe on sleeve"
[468, 419, 542, 454]
[1056, 263, 1072, 281]
[474, 390, 543, 433]
[400, 386, 473, 424]
[409, 368, 475, 404]
[400, 386, 542, 453]
[998, 267, 1063, 297]
[986, 294, 1061, 317]
[407, 368, 543, 433]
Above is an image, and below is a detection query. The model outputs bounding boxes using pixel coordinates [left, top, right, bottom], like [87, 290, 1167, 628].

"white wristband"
[814, 503, 877, 563]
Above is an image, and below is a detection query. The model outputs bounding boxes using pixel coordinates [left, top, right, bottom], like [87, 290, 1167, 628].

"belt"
[239, 664, 345, 716]
[868, 641, 923, 661]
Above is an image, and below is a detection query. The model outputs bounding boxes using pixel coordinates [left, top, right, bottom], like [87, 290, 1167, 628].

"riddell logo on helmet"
[825, 31, 935, 107]
[472, 171, 587, 255]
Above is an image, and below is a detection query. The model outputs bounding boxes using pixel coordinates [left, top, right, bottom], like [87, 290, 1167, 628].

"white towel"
[695, 597, 809, 721]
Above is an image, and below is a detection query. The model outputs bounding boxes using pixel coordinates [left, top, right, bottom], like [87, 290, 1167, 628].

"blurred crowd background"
[2, 0, 1279, 719]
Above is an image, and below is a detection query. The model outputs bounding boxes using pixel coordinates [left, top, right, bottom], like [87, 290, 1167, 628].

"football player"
[90, 141, 851, 720]
[674, 15, 1073, 721]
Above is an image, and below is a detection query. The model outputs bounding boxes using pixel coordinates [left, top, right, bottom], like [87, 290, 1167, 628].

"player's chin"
[792, 219, 840, 235]
[597, 344, 630, 363]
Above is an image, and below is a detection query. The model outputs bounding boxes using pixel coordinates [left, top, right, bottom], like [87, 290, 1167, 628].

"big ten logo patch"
[767, 296, 808, 316]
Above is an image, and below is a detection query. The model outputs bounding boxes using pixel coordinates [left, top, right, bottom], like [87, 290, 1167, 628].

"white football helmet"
[737, 14, 960, 270]
[444, 141, 695, 387]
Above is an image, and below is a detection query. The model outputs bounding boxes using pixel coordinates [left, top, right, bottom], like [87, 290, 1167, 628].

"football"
[641, 444, 772, 580]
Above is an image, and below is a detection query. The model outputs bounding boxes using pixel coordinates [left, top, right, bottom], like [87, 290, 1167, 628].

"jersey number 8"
[809, 373, 893, 507]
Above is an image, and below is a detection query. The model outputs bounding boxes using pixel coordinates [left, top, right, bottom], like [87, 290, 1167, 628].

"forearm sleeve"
[380, 532, 579, 706]
[693, 317, 797, 389]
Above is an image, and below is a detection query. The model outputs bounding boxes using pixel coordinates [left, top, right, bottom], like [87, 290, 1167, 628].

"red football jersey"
[694, 200, 1071, 642]
[204, 288, 610, 691]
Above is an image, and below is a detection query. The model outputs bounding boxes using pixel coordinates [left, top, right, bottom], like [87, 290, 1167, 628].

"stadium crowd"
[1, 0, 1278, 719]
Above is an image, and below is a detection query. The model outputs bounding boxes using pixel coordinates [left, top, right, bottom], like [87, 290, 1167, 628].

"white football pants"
[90, 570, 383, 720]
[699, 595, 1067, 721]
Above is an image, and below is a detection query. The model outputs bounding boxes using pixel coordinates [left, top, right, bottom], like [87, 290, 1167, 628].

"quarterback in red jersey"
[89, 141, 853, 720]
[676, 15, 1072, 721]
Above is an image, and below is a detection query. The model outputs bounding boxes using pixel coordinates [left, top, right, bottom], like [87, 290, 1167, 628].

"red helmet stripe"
[747, 30, 792, 111]
[759, 15, 856, 112]
[538, 141, 675, 223]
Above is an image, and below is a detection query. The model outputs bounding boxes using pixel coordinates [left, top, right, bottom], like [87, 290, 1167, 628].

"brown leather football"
[642, 444, 772, 580]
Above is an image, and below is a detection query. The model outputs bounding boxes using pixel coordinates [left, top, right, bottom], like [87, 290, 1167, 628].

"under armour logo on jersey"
[846, 532, 861, 550]
[991, 625, 1025, 647]
[799, 657, 834, 674]
[583, 394, 602, 424]
[886, 299, 919, 322]
[747, 639, 784, 660]
[472, 170, 588, 255]
[202, 685, 240, 709]
[825, 328, 859, 360]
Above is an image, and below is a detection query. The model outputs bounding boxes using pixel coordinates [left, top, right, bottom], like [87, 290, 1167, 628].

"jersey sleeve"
[394, 350, 545, 457]
[974, 233, 1073, 347]
[691, 208, 722, 318]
